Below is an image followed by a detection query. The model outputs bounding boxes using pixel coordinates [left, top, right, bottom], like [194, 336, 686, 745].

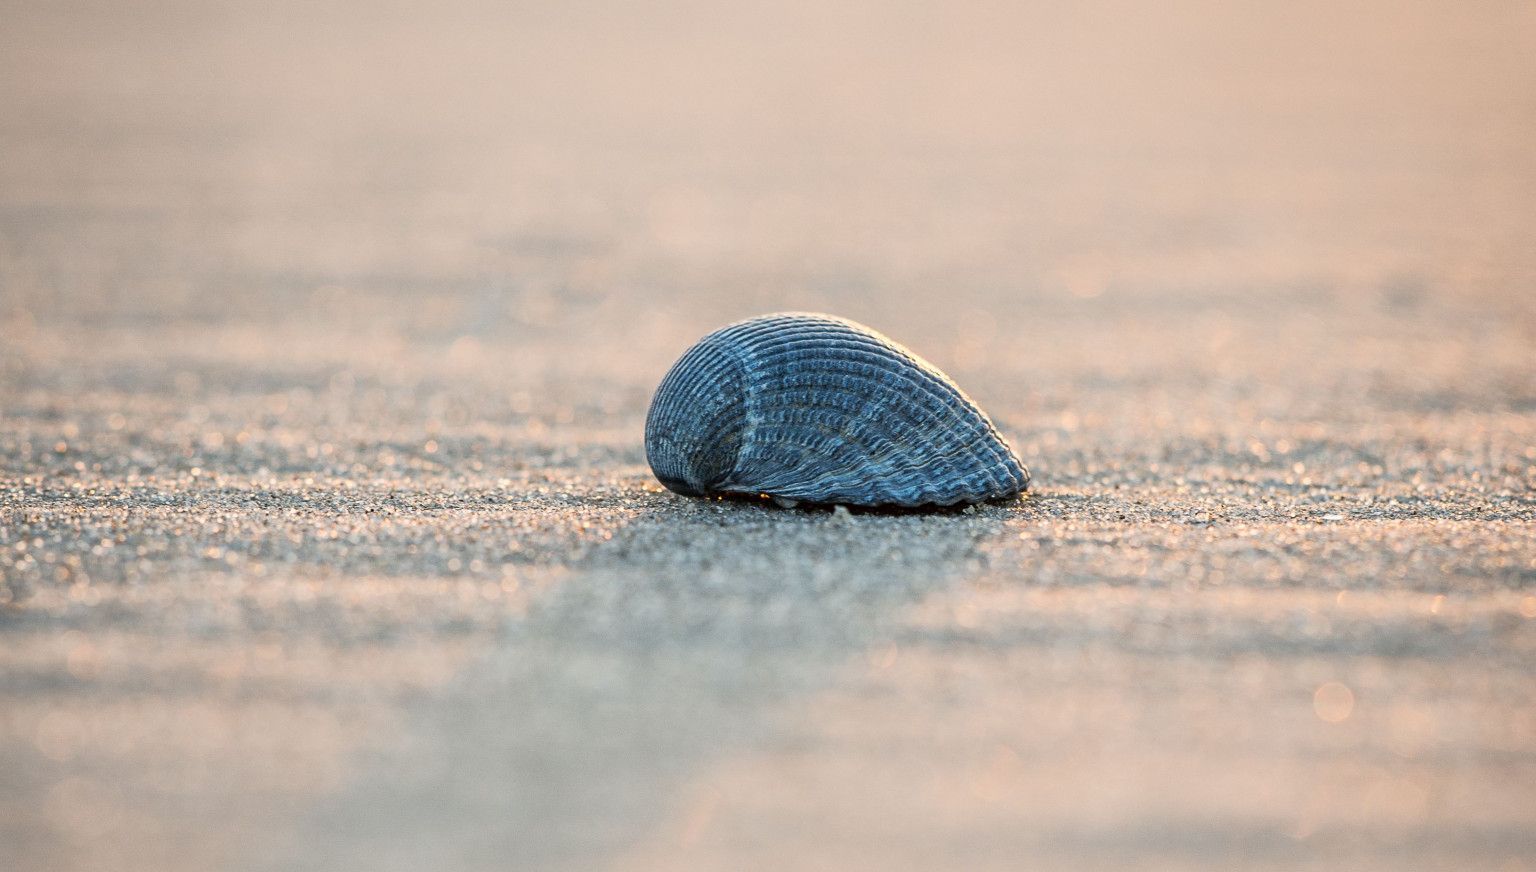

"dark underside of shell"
[644, 313, 1029, 508]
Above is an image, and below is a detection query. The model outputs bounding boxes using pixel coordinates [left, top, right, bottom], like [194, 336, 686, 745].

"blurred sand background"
[2, 1, 1535, 869]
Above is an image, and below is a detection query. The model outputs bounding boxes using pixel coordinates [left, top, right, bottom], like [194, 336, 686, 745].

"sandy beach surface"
[3, 2, 1535, 869]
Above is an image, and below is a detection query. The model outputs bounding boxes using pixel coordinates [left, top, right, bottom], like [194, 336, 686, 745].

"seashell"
[645, 312, 1029, 508]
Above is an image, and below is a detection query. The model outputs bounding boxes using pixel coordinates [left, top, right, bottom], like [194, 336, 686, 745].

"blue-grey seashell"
[645, 312, 1029, 508]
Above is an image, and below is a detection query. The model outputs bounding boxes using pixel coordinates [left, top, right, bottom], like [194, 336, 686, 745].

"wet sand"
[2, 2, 1535, 870]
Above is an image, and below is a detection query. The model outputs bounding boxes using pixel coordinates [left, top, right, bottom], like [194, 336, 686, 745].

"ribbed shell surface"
[645, 313, 1029, 507]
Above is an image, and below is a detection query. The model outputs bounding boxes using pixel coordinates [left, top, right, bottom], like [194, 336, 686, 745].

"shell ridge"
[723, 315, 1024, 503]
[725, 360, 957, 501]
[792, 349, 1010, 500]
[738, 384, 1004, 504]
